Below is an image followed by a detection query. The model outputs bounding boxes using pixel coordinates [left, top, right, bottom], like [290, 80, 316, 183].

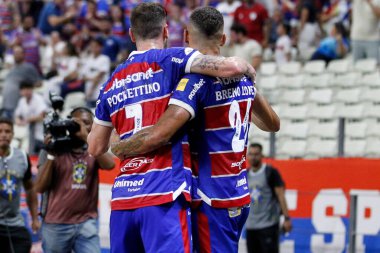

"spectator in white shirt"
[15, 81, 48, 155]
[225, 23, 263, 70]
[81, 37, 110, 107]
[216, 0, 241, 45]
[275, 22, 292, 66]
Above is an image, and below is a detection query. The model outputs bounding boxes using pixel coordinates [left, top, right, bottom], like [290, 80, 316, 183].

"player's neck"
[136, 39, 165, 52]
[194, 43, 220, 56]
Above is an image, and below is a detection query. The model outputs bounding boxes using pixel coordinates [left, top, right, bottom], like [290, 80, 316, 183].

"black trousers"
[0, 224, 31, 253]
[246, 223, 280, 253]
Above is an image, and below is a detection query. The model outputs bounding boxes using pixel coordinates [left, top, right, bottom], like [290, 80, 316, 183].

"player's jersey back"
[95, 47, 200, 210]
[170, 74, 256, 208]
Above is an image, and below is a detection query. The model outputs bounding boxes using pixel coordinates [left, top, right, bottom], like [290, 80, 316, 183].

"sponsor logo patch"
[120, 157, 154, 172]
[176, 78, 189, 91]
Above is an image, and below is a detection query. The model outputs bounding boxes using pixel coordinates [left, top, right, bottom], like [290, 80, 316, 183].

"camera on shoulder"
[43, 93, 84, 153]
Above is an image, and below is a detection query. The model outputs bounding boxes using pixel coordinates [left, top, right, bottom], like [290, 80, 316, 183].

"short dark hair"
[0, 118, 13, 130]
[70, 107, 94, 117]
[130, 3, 167, 40]
[189, 7, 224, 40]
[231, 23, 248, 36]
[20, 80, 34, 89]
[250, 143, 263, 152]
[91, 36, 104, 47]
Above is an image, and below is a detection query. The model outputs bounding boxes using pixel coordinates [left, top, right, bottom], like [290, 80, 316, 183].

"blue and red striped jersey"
[95, 47, 200, 210]
[169, 74, 256, 208]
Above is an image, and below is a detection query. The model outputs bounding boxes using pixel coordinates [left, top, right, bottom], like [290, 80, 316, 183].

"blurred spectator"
[216, 0, 241, 45]
[351, 0, 380, 63]
[0, 0, 19, 38]
[234, 0, 269, 46]
[246, 143, 292, 253]
[168, 3, 185, 47]
[275, 22, 292, 66]
[320, 0, 350, 35]
[35, 108, 115, 253]
[267, 8, 283, 50]
[1, 46, 41, 120]
[77, 0, 103, 35]
[297, 0, 321, 60]
[82, 38, 110, 107]
[225, 23, 262, 70]
[0, 118, 40, 253]
[311, 22, 349, 63]
[15, 81, 48, 155]
[99, 17, 123, 66]
[11, 15, 45, 72]
[40, 31, 66, 76]
[38, 0, 76, 35]
[111, 5, 128, 39]
[16, 0, 44, 26]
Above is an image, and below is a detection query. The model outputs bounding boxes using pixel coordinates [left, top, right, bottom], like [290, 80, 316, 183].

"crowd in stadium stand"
[0, 0, 379, 155]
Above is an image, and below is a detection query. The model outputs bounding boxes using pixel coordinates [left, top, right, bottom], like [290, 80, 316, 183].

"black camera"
[43, 93, 82, 153]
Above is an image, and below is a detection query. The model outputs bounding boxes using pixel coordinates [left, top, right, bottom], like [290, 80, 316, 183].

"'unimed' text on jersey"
[95, 48, 200, 210]
[169, 74, 256, 208]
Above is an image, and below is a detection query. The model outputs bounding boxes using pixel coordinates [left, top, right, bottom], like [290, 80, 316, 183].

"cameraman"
[34, 107, 115, 253]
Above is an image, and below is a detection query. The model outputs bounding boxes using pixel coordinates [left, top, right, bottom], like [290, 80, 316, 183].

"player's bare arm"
[111, 105, 191, 160]
[191, 54, 256, 81]
[87, 124, 113, 157]
[251, 92, 280, 132]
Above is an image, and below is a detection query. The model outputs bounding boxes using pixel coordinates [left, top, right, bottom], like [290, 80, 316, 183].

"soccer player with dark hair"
[88, 3, 257, 253]
[111, 6, 280, 253]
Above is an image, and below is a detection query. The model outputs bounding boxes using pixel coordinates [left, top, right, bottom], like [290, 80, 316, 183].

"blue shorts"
[110, 196, 192, 253]
[191, 202, 250, 253]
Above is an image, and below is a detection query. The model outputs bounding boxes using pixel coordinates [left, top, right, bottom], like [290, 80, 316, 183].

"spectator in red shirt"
[234, 0, 269, 46]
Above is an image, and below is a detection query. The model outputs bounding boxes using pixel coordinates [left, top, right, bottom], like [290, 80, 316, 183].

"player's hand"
[44, 134, 53, 146]
[282, 219, 292, 233]
[31, 218, 41, 233]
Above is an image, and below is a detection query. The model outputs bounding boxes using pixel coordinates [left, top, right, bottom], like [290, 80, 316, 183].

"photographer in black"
[34, 105, 115, 253]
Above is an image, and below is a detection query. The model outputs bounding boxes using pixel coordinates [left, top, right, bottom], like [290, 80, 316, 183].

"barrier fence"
[20, 157, 380, 253]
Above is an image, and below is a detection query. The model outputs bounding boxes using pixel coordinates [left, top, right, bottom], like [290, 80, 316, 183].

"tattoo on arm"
[192, 55, 223, 71]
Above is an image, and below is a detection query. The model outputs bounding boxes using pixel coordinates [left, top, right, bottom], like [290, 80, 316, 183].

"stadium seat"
[280, 89, 306, 104]
[335, 88, 362, 103]
[335, 103, 366, 118]
[248, 123, 271, 140]
[344, 138, 366, 157]
[277, 121, 309, 139]
[308, 104, 337, 119]
[258, 75, 279, 91]
[303, 73, 331, 88]
[308, 88, 334, 104]
[361, 88, 380, 103]
[354, 58, 377, 73]
[366, 120, 380, 138]
[279, 62, 302, 75]
[303, 60, 326, 74]
[345, 120, 368, 138]
[306, 138, 338, 158]
[277, 75, 304, 89]
[330, 72, 361, 88]
[363, 103, 380, 118]
[0, 95, 2, 107]
[276, 139, 306, 158]
[308, 119, 339, 139]
[64, 92, 86, 110]
[259, 62, 277, 76]
[365, 138, 380, 158]
[280, 105, 308, 120]
[360, 72, 380, 88]
[13, 125, 28, 140]
[327, 59, 351, 74]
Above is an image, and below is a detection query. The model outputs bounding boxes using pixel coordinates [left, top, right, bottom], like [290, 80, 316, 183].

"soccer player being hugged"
[111, 6, 280, 253]
[88, 3, 257, 253]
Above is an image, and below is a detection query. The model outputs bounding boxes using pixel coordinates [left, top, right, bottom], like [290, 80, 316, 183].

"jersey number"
[228, 100, 252, 153]
[125, 104, 142, 134]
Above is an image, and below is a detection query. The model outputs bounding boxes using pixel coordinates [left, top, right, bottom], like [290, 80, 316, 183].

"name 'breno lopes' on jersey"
[169, 74, 256, 208]
[95, 47, 201, 210]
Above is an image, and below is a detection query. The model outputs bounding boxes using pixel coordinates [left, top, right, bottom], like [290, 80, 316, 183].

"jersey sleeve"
[94, 90, 113, 127]
[169, 74, 207, 120]
[165, 47, 202, 80]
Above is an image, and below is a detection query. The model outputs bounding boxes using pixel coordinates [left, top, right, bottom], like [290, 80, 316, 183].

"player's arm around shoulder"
[190, 54, 256, 81]
[251, 92, 280, 132]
